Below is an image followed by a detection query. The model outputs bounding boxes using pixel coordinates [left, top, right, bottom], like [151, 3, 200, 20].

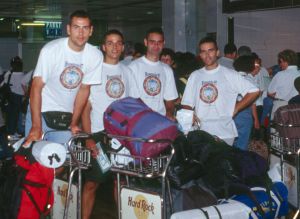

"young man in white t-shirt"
[81, 29, 139, 219]
[181, 37, 259, 145]
[24, 10, 103, 145]
[129, 27, 178, 120]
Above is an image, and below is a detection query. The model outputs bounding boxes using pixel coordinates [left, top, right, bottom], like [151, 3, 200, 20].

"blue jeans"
[233, 107, 253, 150]
[25, 107, 72, 144]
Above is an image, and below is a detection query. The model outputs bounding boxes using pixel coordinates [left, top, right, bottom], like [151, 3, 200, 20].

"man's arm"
[24, 77, 44, 145]
[252, 104, 260, 129]
[233, 91, 259, 117]
[81, 100, 98, 157]
[70, 84, 91, 134]
[165, 99, 176, 120]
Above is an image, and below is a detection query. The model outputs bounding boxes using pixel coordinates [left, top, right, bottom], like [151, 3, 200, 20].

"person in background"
[288, 77, 300, 104]
[24, 10, 103, 145]
[4, 56, 25, 136]
[120, 41, 134, 66]
[252, 53, 270, 121]
[129, 27, 178, 120]
[181, 37, 259, 145]
[160, 48, 176, 69]
[233, 55, 260, 150]
[268, 49, 300, 119]
[218, 43, 237, 69]
[237, 45, 252, 57]
[81, 29, 139, 219]
[132, 42, 146, 60]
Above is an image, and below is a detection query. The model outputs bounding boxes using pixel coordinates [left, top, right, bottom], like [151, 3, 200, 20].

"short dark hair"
[145, 27, 164, 39]
[294, 77, 300, 92]
[278, 49, 298, 66]
[198, 36, 218, 50]
[237, 45, 252, 56]
[224, 43, 237, 55]
[10, 56, 23, 72]
[69, 10, 92, 25]
[233, 55, 255, 73]
[160, 48, 175, 61]
[103, 29, 124, 44]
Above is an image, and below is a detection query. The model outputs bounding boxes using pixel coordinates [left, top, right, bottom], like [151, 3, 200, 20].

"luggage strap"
[198, 208, 209, 219]
[22, 181, 52, 218]
[213, 205, 222, 219]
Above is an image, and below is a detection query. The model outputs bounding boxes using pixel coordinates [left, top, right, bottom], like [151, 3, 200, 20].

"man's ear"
[89, 26, 94, 37]
[102, 44, 106, 53]
[66, 24, 71, 36]
[144, 38, 148, 47]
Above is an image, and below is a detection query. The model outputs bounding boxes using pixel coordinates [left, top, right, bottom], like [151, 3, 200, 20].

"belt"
[274, 98, 286, 101]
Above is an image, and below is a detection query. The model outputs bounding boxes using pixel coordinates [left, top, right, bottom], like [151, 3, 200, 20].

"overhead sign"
[45, 21, 62, 39]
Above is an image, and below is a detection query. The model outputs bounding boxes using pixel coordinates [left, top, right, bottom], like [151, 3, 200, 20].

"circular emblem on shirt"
[60, 66, 83, 89]
[143, 76, 161, 96]
[200, 83, 218, 103]
[105, 77, 125, 98]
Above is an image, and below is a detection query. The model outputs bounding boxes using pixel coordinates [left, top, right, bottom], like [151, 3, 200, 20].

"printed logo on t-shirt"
[143, 73, 161, 96]
[200, 82, 218, 103]
[60, 65, 83, 89]
[105, 75, 125, 98]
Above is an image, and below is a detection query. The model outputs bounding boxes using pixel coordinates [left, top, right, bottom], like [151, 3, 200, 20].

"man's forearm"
[234, 91, 259, 116]
[71, 84, 90, 127]
[165, 100, 175, 119]
[29, 78, 43, 129]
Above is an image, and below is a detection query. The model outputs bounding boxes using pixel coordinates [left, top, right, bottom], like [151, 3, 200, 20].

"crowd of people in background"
[0, 9, 300, 219]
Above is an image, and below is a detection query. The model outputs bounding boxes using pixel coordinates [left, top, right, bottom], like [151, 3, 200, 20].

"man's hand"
[86, 139, 99, 158]
[166, 113, 176, 121]
[23, 126, 43, 146]
[70, 124, 81, 135]
[268, 92, 276, 99]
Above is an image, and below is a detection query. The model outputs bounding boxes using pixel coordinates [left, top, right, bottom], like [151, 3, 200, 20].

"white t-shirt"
[254, 67, 270, 106]
[21, 70, 34, 88]
[268, 65, 300, 101]
[128, 56, 178, 115]
[34, 37, 103, 113]
[4, 71, 25, 96]
[89, 62, 139, 132]
[181, 65, 258, 139]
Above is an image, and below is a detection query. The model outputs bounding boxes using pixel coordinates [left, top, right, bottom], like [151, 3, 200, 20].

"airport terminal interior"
[1, 0, 300, 219]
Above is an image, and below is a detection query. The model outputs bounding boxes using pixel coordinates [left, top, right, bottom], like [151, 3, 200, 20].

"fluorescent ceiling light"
[21, 23, 45, 26]
[33, 20, 46, 24]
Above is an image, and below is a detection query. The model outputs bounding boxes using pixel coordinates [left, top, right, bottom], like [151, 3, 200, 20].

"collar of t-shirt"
[286, 65, 298, 71]
[203, 64, 220, 74]
[103, 62, 120, 69]
[142, 56, 160, 66]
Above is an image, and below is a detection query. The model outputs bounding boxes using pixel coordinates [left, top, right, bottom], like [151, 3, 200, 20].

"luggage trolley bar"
[42, 131, 92, 219]
[107, 134, 175, 219]
[270, 123, 300, 219]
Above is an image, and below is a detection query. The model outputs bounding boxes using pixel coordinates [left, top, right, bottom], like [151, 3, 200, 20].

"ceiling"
[0, 0, 162, 25]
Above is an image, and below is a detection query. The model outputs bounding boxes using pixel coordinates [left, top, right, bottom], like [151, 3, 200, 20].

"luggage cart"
[42, 131, 91, 219]
[107, 134, 175, 219]
[270, 126, 300, 219]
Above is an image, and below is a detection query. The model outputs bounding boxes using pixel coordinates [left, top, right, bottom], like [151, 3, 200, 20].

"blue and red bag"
[103, 97, 178, 157]
[231, 182, 289, 219]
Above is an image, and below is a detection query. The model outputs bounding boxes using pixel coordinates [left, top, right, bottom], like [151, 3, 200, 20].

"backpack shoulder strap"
[6, 71, 13, 86]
